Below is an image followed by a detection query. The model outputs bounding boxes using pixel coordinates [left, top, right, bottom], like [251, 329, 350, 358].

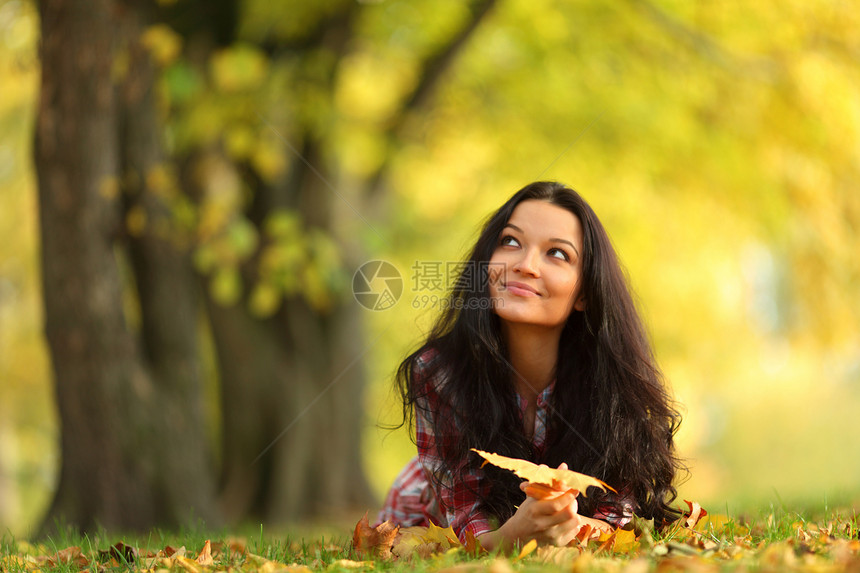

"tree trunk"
[209, 0, 496, 521]
[118, 0, 220, 526]
[35, 0, 218, 533]
[209, 160, 376, 521]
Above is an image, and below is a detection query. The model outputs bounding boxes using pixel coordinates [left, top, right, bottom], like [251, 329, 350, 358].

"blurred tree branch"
[366, 0, 498, 198]
[630, 0, 780, 81]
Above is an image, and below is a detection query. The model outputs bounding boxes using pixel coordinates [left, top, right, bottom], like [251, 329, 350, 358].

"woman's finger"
[523, 482, 579, 502]
[523, 482, 564, 500]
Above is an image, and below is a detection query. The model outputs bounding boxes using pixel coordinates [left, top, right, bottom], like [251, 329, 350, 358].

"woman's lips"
[504, 281, 540, 297]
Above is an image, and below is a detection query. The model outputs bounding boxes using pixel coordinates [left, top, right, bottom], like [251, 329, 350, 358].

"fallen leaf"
[40, 546, 89, 568]
[595, 531, 617, 555]
[513, 539, 537, 562]
[352, 513, 400, 559]
[391, 527, 427, 559]
[471, 449, 615, 495]
[463, 530, 485, 556]
[164, 546, 186, 558]
[574, 524, 595, 546]
[683, 500, 708, 529]
[196, 540, 214, 566]
[423, 522, 460, 548]
[175, 555, 202, 573]
[613, 528, 639, 554]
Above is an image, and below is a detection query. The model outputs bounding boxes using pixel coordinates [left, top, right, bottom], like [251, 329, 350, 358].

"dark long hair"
[396, 181, 684, 525]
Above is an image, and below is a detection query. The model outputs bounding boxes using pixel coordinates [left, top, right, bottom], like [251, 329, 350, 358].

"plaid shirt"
[377, 351, 633, 543]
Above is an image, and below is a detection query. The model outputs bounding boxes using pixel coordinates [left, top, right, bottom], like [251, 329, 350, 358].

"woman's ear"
[574, 296, 586, 312]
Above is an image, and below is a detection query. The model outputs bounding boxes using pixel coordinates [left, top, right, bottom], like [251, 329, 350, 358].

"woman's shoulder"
[411, 347, 450, 396]
[414, 347, 440, 371]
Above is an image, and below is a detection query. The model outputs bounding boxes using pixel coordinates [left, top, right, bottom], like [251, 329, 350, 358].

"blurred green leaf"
[226, 218, 259, 259]
[162, 61, 203, 105]
[210, 267, 241, 306]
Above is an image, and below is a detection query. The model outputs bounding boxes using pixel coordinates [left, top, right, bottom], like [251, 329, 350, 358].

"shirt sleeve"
[413, 354, 494, 543]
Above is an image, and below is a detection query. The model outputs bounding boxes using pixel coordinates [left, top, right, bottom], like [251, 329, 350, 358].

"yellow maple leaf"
[612, 529, 639, 554]
[471, 449, 615, 496]
[424, 522, 460, 548]
[513, 539, 537, 562]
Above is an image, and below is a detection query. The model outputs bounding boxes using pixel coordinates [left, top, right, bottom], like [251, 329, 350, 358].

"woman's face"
[488, 199, 585, 329]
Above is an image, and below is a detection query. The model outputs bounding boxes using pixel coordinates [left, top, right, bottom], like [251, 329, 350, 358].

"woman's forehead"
[507, 200, 583, 242]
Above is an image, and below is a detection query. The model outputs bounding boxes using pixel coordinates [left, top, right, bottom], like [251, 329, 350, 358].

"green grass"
[0, 506, 857, 572]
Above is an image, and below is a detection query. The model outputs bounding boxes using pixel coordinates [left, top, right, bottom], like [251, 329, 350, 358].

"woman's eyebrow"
[504, 223, 580, 256]
[550, 238, 579, 257]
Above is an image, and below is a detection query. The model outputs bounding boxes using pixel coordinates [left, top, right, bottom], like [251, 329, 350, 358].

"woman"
[378, 181, 683, 550]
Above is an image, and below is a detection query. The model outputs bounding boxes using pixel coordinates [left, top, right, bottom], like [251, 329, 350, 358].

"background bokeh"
[1, 0, 858, 535]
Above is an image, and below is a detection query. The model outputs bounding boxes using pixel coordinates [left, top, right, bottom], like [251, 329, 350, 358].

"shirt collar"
[515, 380, 555, 411]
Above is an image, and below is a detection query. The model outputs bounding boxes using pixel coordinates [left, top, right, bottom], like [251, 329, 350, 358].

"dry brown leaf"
[471, 449, 615, 495]
[574, 524, 595, 546]
[196, 539, 214, 566]
[164, 545, 186, 558]
[463, 530, 485, 556]
[683, 500, 708, 529]
[352, 512, 400, 559]
[42, 546, 89, 568]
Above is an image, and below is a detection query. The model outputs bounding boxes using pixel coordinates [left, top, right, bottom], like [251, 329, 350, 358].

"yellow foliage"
[251, 139, 287, 182]
[141, 25, 182, 67]
[210, 44, 268, 92]
[248, 282, 281, 318]
[210, 267, 241, 306]
[145, 164, 179, 198]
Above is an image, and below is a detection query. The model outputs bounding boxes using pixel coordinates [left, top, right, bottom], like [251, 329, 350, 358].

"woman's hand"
[477, 463, 612, 550]
[503, 487, 584, 546]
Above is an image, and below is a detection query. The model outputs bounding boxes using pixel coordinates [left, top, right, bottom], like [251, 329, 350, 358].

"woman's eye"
[500, 235, 520, 247]
[548, 248, 570, 261]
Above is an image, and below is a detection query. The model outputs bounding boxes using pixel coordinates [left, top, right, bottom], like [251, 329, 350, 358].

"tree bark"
[36, 0, 218, 533]
[207, 163, 376, 521]
[211, 0, 497, 523]
[118, 0, 220, 526]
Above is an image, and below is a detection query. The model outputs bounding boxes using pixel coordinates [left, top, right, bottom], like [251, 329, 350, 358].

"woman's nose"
[513, 248, 540, 277]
